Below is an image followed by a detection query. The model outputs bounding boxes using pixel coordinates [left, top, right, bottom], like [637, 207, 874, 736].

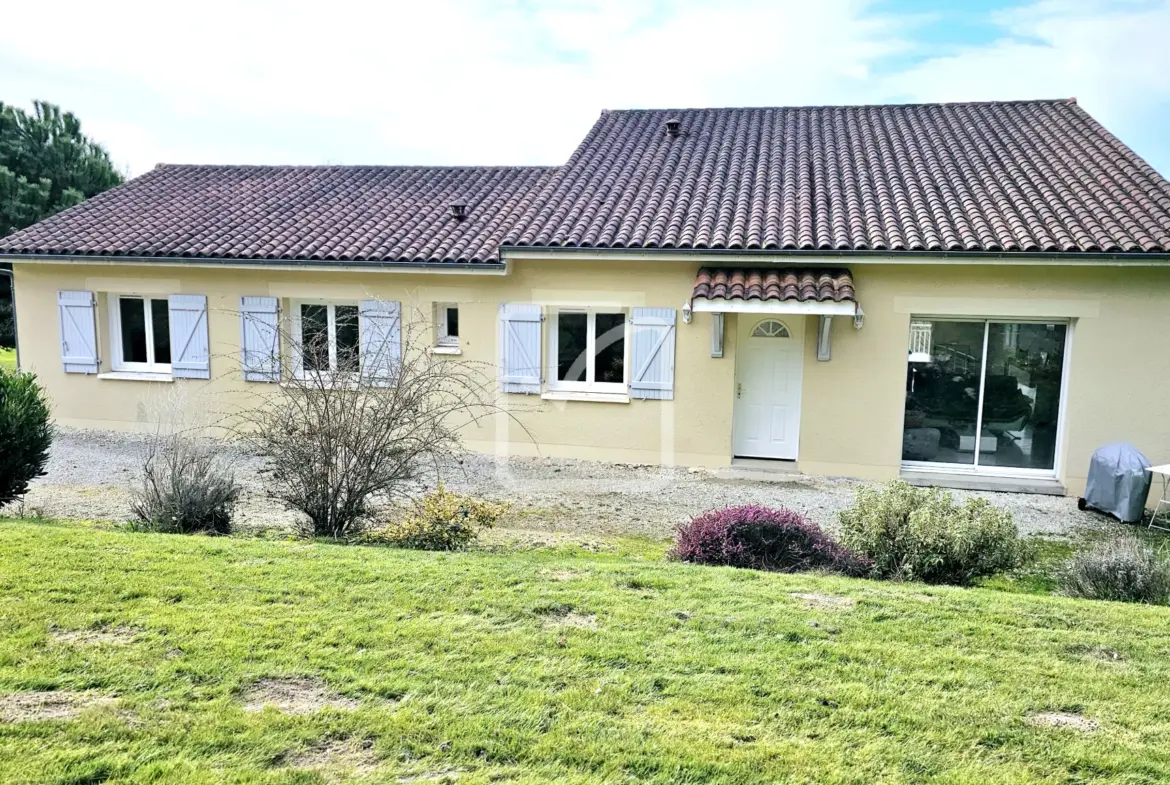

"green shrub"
[130, 433, 240, 535]
[838, 480, 1024, 585]
[1061, 536, 1170, 604]
[0, 301, 14, 348]
[368, 485, 510, 550]
[0, 368, 53, 507]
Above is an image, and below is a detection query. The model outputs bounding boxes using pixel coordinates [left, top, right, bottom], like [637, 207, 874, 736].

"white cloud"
[884, 0, 1170, 172]
[2, 0, 1168, 177]
[0, 0, 913, 174]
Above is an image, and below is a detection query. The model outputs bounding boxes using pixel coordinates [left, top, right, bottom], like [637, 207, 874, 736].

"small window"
[295, 302, 361, 375]
[436, 304, 460, 348]
[550, 308, 627, 392]
[111, 295, 172, 372]
[751, 319, 790, 338]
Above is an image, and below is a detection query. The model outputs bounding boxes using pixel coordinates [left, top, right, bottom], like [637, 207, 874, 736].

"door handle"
[737, 382, 742, 398]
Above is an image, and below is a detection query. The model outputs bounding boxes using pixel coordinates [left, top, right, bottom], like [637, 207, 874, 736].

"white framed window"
[436, 303, 460, 349]
[292, 301, 360, 376]
[108, 294, 172, 373]
[547, 308, 628, 393]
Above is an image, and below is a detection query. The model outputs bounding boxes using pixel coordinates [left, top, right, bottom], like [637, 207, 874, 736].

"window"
[110, 295, 171, 372]
[436, 304, 460, 348]
[902, 319, 1068, 473]
[295, 302, 360, 375]
[750, 319, 790, 338]
[549, 308, 627, 392]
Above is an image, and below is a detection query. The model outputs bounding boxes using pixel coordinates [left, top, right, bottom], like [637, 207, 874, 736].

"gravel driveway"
[9, 428, 1108, 540]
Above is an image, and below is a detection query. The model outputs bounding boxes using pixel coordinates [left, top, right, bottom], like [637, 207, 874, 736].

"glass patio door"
[902, 319, 1068, 473]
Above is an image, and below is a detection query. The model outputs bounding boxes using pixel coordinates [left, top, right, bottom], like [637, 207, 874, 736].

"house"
[2, 99, 1169, 499]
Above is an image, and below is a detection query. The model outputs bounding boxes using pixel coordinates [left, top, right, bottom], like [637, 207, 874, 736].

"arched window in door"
[750, 319, 791, 338]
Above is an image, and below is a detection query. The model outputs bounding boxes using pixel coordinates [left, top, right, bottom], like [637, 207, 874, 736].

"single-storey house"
[2, 99, 1169, 498]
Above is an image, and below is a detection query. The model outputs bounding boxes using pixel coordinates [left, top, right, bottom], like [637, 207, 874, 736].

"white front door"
[732, 316, 804, 460]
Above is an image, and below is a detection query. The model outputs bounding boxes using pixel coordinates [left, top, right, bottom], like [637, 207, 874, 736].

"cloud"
[2, 0, 1168, 177]
[0, 0, 915, 174]
[884, 0, 1170, 172]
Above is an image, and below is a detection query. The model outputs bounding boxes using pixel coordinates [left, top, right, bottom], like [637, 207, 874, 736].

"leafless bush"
[131, 415, 241, 535]
[231, 302, 526, 539]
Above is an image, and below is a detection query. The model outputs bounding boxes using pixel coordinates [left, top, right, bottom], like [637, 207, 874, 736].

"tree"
[0, 100, 124, 237]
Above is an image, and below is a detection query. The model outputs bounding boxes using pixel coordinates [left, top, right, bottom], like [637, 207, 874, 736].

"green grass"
[3, 521, 1170, 784]
[0, 347, 15, 372]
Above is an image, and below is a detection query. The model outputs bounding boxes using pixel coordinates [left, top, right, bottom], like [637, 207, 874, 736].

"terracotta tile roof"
[0, 165, 556, 264]
[3, 99, 1169, 265]
[508, 99, 1170, 254]
[693, 267, 855, 303]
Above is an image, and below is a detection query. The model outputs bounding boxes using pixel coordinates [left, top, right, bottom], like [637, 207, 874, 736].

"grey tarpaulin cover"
[1083, 443, 1152, 523]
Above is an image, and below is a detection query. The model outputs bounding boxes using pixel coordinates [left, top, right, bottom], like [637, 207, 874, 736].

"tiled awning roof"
[692, 267, 855, 303]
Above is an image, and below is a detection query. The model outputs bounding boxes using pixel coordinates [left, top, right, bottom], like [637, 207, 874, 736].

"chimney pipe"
[665, 118, 681, 138]
[450, 202, 467, 220]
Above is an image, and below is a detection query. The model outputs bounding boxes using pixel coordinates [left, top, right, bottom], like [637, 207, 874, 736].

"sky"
[4, 0, 1170, 179]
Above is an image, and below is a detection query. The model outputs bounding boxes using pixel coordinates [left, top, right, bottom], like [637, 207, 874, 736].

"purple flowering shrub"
[669, 504, 870, 576]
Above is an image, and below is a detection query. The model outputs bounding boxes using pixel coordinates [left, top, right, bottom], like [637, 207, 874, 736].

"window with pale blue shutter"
[499, 303, 542, 394]
[359, 300, 401, 381]
[630, 307, 676, 400]
[58, 290, 99, 374]
[240, 296, 280, 382]
[168, 294, 211, 379]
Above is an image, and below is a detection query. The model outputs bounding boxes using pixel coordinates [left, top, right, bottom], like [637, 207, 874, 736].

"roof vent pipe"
[665, 118, 681, 138]
[450, 202, 467, 220]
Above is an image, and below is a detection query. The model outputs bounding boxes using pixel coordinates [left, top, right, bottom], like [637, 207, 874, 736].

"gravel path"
[8, 428, 1110, 540]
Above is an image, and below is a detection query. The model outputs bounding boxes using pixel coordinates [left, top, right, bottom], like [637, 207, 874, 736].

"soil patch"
[51, 625, 138, 646]
[543, 611, 599, 629]
[0, 691, 115, 723]
[1028, 711, 1100, 732]
[284, 738, 380, 781]
[790, 593, 856, 610]
[241, 677, 359, 715]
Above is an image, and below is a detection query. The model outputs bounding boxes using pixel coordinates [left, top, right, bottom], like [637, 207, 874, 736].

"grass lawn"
[0, 347, 15, 372]
[3, 521, 1170, 784]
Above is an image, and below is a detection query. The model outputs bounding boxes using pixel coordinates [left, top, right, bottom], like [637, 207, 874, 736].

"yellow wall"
[13, 258, 1170, 495]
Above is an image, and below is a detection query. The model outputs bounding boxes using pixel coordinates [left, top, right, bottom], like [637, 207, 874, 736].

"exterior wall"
[13, 258, 1170, 498]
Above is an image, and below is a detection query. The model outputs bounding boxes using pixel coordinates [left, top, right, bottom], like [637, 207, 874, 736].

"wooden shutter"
[168, 294, 210, 379]
[240, 296, 280, 382]
[499, 302, 542, 394]
[359, 300, 401, 381]
[58, 290, 99, 374]
[630, 307, 676, 400]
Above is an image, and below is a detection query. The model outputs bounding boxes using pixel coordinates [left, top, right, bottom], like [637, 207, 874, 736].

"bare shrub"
[232, 303, 527, 540]
[131, 431, 240, 535]
[1061, 535, 1170, 604]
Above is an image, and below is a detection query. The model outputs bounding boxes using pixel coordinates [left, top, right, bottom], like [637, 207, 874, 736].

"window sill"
[541, 389, 630, 404]
[430, 345, 462, 355]
[97, 371, 174, 383]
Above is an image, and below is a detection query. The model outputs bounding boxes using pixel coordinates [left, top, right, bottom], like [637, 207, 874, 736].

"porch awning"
[690, 267, 858, 315]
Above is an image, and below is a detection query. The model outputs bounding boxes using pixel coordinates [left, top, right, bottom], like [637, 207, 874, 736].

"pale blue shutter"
[499, 303, 541, 394]
[168, 294, 210, 379]
[58, 290, 99, 374]
[630, 307, 676, 400]
[359, 300, 401, 381]
[240, 296, 280, 382]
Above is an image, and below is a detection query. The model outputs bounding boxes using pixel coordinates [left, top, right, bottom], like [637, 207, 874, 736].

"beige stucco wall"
[13, 258, 1170, 496]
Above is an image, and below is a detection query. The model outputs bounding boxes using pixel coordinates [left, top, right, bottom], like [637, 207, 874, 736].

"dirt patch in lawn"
[284, 738, 380, 781]
[1028, 711, 1100, 732]
[542, 610, 599, 629]
[397, 770, 463, 783]
[0, 691, 116, 723]
[790, 593, 856, 610]
[51, 625, 138, 646]
[241, 677, 359, 715]
[544, 569, 586, 582]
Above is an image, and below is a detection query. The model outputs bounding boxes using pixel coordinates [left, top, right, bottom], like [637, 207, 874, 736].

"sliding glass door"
[902, 319, 1068, 473]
